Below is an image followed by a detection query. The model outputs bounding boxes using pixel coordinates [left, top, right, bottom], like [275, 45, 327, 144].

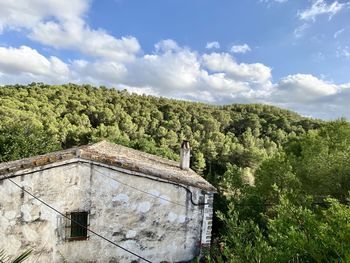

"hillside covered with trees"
[1, 83, 350, 262]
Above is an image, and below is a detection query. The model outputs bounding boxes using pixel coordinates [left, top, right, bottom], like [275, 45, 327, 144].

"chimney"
[180, 140, 190, 170]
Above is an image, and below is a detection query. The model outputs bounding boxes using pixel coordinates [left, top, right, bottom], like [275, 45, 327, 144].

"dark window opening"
[66, 211, 89, 241]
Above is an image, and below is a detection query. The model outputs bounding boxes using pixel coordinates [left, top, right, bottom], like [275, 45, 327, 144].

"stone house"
[0, 141, 216, 263]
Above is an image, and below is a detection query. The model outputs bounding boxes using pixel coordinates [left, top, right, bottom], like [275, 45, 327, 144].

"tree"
[217, 195, 350, 263]
[0, 120, 60, 162]
[192, 151, 206, 175]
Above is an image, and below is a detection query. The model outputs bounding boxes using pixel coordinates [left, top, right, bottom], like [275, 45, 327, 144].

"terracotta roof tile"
[0, 141, 216, 192]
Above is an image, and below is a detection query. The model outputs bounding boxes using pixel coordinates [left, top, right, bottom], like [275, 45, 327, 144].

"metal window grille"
[65, 211, 89, 241]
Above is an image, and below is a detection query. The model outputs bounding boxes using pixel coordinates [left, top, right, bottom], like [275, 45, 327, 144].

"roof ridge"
[0, 141, 216, 192]
[88, 140, 181, 166]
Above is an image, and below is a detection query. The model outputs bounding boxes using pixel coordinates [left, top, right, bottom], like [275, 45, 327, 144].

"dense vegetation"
[215, 121, 350, 262]
[1, 83, 349, 262]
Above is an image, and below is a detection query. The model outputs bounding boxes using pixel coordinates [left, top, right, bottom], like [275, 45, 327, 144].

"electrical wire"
[7, 178, 153, 263]
[78, 160, 210, 206]
[0, 162, 79, 182]
[0, 159, 211, 206]
[82, 163, 187, 208]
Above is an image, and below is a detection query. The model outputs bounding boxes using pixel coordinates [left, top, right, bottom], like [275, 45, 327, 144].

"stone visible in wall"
[0, 160, 215, 262]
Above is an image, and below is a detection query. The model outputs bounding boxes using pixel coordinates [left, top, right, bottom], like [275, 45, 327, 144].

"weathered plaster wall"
[0, 159, 209, 262]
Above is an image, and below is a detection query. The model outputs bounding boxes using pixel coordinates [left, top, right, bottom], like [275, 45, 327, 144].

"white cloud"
[1, 43, 350, 119]
[206, 41, 220, 49]
[118, 84, 159, 96]
[72, 60, 127, 84]
[343, 48, 350, 58]
[0, 0, 141, 61]
[0, 41, 272, 103]
[0, 0, 88, 32]
[30, 21, 140, 61]
[0, 0, 350, 119]
[67, 41, 267, 102]
[69, 45, 273, 103]
[0, 45, 69, 81]
[334, 28, 345, 38]
[298, 0, 349, 21]
[325, 84, 350, 107]
[155, 39, 180, 52]
[294, 23, 310, 38]
[108, 42, 263, 102]
[202, 52, 271, 84]
[126, 44, 202, 92]
[230, 44, 251, 54]
[273, 74, 338, 103]
[336, 46, 350, 58]
[201, 73, 249, 93]
[267, 74, 350, 119]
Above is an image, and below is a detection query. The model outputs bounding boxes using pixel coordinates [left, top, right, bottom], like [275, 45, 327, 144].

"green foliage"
[268, 197, 350, 262]
[254, 120, 350, 204]
[3, 83, 341, 262]
[192, 151, 206, 175]
[217, 205, 271, 263]
[286, 120, 350, 201]
[217, 196, 350, 263]
[215, 120, 350, 262]
[0, 83, 319, 168]
[0, 119, 60, 162]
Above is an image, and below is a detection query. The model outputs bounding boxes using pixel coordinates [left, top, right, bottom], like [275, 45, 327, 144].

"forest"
[1, 83, 350, 262]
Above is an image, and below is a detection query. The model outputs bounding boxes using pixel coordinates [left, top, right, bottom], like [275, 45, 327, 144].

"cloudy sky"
[0, 0, 349, 119]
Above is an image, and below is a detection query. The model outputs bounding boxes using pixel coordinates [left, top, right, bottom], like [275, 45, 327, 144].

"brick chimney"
[180, 140, 190, 170]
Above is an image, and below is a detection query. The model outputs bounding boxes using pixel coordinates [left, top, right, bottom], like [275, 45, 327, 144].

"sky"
[0, 0, 350, 120]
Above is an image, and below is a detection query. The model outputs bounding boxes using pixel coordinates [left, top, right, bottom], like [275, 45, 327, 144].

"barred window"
[66, 211, 89, 241]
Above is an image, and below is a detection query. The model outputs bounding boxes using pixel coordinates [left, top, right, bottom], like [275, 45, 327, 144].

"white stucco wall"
[0, 159, 210, 263]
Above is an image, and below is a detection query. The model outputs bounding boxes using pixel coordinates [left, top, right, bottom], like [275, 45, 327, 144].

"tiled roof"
[0, 141, 216, 192]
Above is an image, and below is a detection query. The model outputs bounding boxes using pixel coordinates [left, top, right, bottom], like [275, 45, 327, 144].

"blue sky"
[0, 0, 350, 119]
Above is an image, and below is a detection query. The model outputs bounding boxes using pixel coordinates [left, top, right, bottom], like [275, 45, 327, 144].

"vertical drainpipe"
[200, 193, 214, 256]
